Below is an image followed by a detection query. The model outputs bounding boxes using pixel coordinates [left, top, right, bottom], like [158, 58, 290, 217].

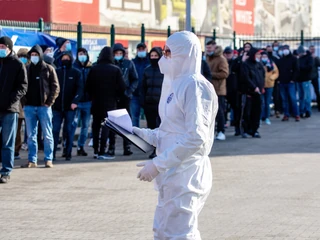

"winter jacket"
[0, 51, 28, 113]
[113, 43, 139, 99]
[206, 46, 229, 96]
[310, 55, 320, 80]
[25, 45, 60, 107]
[73, 60, 92, 102]
[298, 53, 313, 82]
[201, 60, 212, 81]
[86, 46, 126, 115]
[132, 55, 150, 96]
[54, 52, 83, 111]
[226, 58, 239, 95]
[263, 63, 279, 88]
[277, 53, 299, 84]
[240, 48, 265, 94]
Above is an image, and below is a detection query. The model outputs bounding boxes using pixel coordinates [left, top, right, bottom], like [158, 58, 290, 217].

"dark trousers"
[15, 118, 23, 154]
[227, 92, 240, 131]
[92, 113, 109, 154]
[312, 77, 320, 110]
[216, 96, 226, 133]
[273, 82, 282, 113]
[144, 105, 161, 129]
[108, 97, 131, 149]
[243, 94, 262, 135]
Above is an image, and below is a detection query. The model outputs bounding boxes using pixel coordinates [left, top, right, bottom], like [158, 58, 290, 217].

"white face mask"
[46, 52, 54, 58]
[255, 58, 260, 62]
[31, 56, 40, 65]
[283, 49, 290, 56]
[278, 50, 283, 56]
[158, 56, 173, 75]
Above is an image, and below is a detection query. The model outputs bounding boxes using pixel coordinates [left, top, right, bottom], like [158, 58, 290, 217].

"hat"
[0, 36, 13, 50]
[17, 48, 29, 57]
[297, 45, 305, 54]
[39, 45, 50, 53]
[233, 50, 238, 55]
[223, 46, 233, 53]
[283, 45, 290, 50]
[55, 37, 68, 48]
[137, 42, 147, 49]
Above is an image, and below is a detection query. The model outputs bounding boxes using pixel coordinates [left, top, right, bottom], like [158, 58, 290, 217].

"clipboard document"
[104, 109, 153, 153]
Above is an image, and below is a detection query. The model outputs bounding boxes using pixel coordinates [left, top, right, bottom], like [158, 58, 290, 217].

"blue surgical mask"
[273, 46, 279, 51]
[65, 43, 72, 51]
[255, 58, 260, 62]
[114, 55, 123, 61]
[0, 49, 7, 58]
[19, 57, 28, 64]
[283, 49, 290, 56]
[78, 55, 87, 63]
[207, 51, 214, 56]
[202, 55, 206, 61]
[31, 56, 40, 65]
[261, 58, 268, 63]
[278, 50, 283, 56]
[137, 51, 147, 58]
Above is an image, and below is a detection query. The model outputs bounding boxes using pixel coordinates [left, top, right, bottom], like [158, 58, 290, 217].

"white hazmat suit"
[134, 31, 218, 240]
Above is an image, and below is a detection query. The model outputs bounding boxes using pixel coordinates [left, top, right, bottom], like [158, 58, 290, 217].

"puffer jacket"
[206, 45, 229, 96]
[264, 63, 279, 88]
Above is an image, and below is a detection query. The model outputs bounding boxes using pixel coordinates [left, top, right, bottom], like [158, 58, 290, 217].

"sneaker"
[14, 152, 21, 160]
[300, 113, 305, 119]
[45, 161, 53, 168]
[77, 147, 88, 156]
[21, 143, 28, 151]
[253, 132, 261, 138]
[282, 116, 289, 121]
[88, 138, 93, 147]
[305, 111, 311, 118]
[65, 155, 72, 161]
[295, 116, 300, 122]
[265, 118, 271, 125]
[275, 111, 280, 118]
[61, 148, 67, 158]
[242, 133, 249, 138]
[21, 162, 37, 168]
[98, 154, 115, 160]
[0, 175, 10, 184]
[123, 148, 133, 156]
[215, 132, 226, 141]
[107, 149, 115, 156]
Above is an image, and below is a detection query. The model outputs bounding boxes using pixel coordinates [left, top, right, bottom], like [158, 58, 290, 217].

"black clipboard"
[103, 118, 154, 153]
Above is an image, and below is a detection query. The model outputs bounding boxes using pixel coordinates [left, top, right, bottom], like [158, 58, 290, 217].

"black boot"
[77, 147, 88, 156]
[107, 145, 115, 156]
[62, 148, 67, 157]
[123, 146, 133, 156]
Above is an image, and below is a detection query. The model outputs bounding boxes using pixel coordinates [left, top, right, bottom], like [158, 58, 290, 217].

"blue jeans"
[24, 106, 54, 163]
[76, 102, 91, 147]
[261, 87, 273, 119]
[130, 96, 140, 127]
[297, 81, 312, 115]
[52, 110, 76, 158]
[280, 83, 299, 117]
[0, 113, 18, 176]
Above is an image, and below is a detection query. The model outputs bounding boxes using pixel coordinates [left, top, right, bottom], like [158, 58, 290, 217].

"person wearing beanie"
[52, 52, 83, 161]
[296, 45, 313, 118]
[277, 45, 300, 122]
[132, 42, 150, 128]
[20, 45, 60, 169]
[73, 47, 92, 156]
[53, 37, 72, 68]
[85, 47, 126, 160]
[0, 36, 28, 183]
[107, 43, 138, 157]
[240, 47, 265, 138]
[141, 47, 164, 159]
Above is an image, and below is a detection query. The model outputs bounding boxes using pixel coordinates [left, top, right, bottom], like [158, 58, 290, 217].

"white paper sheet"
[107, 109, 133, 133]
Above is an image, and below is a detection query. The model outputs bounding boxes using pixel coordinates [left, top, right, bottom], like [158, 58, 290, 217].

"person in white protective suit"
[133, 31, 218, 240]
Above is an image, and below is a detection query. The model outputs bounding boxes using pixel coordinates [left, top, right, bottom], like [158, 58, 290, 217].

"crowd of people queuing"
[0, 34, 319, 184]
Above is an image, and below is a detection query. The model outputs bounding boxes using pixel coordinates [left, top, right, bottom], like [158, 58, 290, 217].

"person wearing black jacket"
[108, 43, 139, 156]
[86, 47, 126, 160]
[309, 45, 320, 111]
[141, 47, 164, 159]
[53, 37, 72, 68]
[53, 51, 83, 161]
[240, 48, 265, 138]
[277, 45, 300, 121]
[73, 47, 92, 156]
[297, 46, 314, 118]
[0, 36, 28, 183]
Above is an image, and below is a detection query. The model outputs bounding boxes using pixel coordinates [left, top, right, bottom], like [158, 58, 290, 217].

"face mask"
[158, 56, 172, 75]
[207, 51, 214, 56]
[283, 49, 290, 56]
[137, 51, 146, 58]
[278, 50, 283, 56]
[150, 58, 159, 66]
[78, 55, 87, 63]
[0, 49, 7, 58]
[46, 52, 54, 58]
[61, 60, 71, 68]
[273, 47, 279, 51]
[31, 56, 40, 65]
[19, 57, 28, 64]
[65, 43, 72, 51]
[202, 55, 206, 61]
[261, 58, 268, 63]
[114, 55, 123, 61]
[255, 58, 260, 62]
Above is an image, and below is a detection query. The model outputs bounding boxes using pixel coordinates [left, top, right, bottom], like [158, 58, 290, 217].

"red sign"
[233, 0, 254, 35]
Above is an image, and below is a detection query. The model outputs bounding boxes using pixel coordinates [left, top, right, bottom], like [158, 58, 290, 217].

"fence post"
[77, 21, 82, 48]
[233, 31, 236, 49]
[213, 29, 216, 41]
[38, 18, 44, 32]
[167, 26, 171, 37]
[110, 24, 115, 47]
[300, 30, 304, 46]
[141, 23, 145, 43]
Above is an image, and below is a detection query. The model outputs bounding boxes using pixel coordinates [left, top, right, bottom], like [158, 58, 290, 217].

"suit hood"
[213, 45, 223, 57]
[98, 46, 114, 64]
[112, 43, 125, 55]
[247, 47, 259, 62]
[149, 47, 163, 60]
[28, 44, 44, 61]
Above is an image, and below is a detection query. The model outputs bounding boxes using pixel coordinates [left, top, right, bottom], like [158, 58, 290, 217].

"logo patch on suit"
[167, 93, 174, 104]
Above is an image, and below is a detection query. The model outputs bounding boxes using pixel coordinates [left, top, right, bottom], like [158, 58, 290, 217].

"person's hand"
[44, 104, 50, 108]
[242, 52, 249, 62]
[254, 87, 260, 94]
[71, 104, 77, 110]
[261, 88, 265, 94]
[137, 160, 159, 182]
